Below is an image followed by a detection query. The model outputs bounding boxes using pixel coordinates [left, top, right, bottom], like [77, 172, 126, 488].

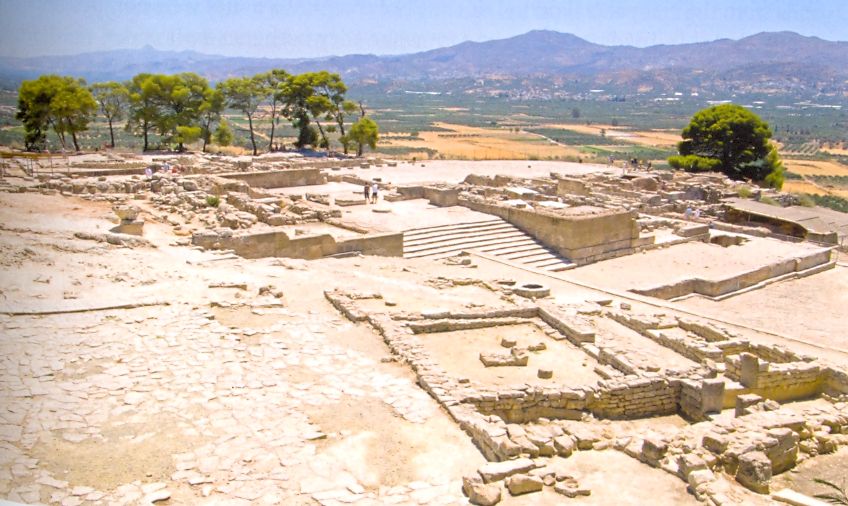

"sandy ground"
[2, 172, 848, 505]
[0, 191, 490, 505]
[421, 323, 602, 387]
[378, 122, 586, 160]
[347, 159, 615, 186]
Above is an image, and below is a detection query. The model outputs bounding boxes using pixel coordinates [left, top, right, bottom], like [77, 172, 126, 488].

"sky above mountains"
[1, 0, 847, 59]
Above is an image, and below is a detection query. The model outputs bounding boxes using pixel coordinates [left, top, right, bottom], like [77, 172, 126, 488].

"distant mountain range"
[2, 30, 847, 96]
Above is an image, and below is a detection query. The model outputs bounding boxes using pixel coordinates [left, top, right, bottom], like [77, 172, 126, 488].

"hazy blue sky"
[1, 0, 846, 58]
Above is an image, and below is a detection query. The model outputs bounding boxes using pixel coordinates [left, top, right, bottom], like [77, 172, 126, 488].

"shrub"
[205, 195, 220, 207]
[759, 196, 779, 206]
[797, 194, 816, 207]
[668, 154, 722, 172]
[737, 186, 753, 198]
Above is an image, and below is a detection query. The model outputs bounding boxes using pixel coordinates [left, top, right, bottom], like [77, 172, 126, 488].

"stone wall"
[459, 197, 640, 263]
[192, 229, 403, 259]
[725, 353, 824, 402]
[218, 168, 326, 188]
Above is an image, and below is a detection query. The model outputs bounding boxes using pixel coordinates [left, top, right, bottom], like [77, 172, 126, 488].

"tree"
[199, 86, 225, 153]
[16, 75, 96, 152]
[16, 76, 55, 151]
[213, 119, 233, 147]
[282, 72, 317, 149]
[90, 81, 128, 148]
[570, 107, 581, 119]
[153, 73, 209, 151]
[668, 104, 781, 183]
[220, 76, 265, 156]
[348, 117, 378, 156]
[126, 73, 160, 151]
[257, 69, 289, 151]
[309, 71, 356, 153]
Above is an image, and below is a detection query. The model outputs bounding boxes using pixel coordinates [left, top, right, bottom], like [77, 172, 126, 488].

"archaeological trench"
[1, 152, 847, 506]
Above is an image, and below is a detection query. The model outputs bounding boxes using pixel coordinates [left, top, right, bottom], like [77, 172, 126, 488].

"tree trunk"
[315, 119, 329, 152]
[108, 118, 115, 148]
[201, 117, 210, 153]
[247, 113, 257, 156]
[143, 120, 149, 152]
[336, 111, 348, 155]
[267, 102, 277, 151]
[357, 142, 363, 157]
[71, 130, 80, 152]
[50, 118, 67, 150]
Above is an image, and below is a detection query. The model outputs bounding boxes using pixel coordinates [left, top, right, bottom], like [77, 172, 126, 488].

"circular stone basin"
[513, 283, 550, 299]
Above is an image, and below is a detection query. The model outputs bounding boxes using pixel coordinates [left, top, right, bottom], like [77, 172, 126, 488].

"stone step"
[516, 252, 562, 264]
[403, 231, 527, 255]
[403, 219, 504, 237]
[499, 248, 554, 261]
[404, 233, 531, 258]
[403, 223, 518, 246]
[476, 241, 541, 255]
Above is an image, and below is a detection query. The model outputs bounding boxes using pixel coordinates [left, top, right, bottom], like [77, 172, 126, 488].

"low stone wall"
[192, 229, 402, 259]
[725, 353, 824, 402]
[632, 249, 834, 300]
[218, 168, 326, 188]
[591, 377, 679, 419]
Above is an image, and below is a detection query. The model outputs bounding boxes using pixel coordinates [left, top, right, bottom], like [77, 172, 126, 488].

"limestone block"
[736, 393, 763, 417]
[678, 454, 708, 477]
[687, 469, 715, 491]
[641, 437, 668, 465]
[462, 475, 502, 506]
[505, 474, 543, 496]
[702, 432, 729, 454]
[553, 435, 575, 457]
[478, 458, 535, 483]
[537, 369, 553, 379]
[736, 451, 772, 494]
[480, 348, 529, 367]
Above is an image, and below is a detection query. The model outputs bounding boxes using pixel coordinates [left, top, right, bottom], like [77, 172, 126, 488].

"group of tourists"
[363, 182, 379, 204]
[144, 161, 180, 178]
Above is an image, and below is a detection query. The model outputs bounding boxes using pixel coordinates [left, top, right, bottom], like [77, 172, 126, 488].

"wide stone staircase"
[403, 218, 573, 271]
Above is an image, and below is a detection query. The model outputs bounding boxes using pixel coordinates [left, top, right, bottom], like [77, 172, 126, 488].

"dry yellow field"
[378, 122, 584, 160]
[538, 123, 682, 148]
[821, 146, 848, 156]
[783, 180, 848, 199]
[783, 158, 848, 177]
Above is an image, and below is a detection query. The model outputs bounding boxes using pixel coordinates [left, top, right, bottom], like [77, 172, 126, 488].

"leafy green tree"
[16, 75, 96, 152]
[213, 119, 233, 147]
[256, 69, 289, 151]
[16, 76, 55, 151]
[220, 76, 265, 155]
[349, 117, 379, 156]
[281, 72, 317, 149]
[126, 73, 160, 151]
[154, 73, 209, 151]
[309, 71, 356, 153]
[90, 81, 128, 148]
[668, 104, 781, 183]
[571, 107, 581, 119]
[199, 86, 226, 153]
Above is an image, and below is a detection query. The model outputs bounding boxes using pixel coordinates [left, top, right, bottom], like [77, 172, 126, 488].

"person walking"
[363, 183, 371, 204]
[371, 183, 379, 204]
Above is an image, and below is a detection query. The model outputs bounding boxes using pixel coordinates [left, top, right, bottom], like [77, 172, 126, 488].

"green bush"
[668, 154, 722, 172]
[759, 196, 779, 206]
[737, 186, 753, 198]
[205, 195, 221, 207]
